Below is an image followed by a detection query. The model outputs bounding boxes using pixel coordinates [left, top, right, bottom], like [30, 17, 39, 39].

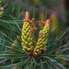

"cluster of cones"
[22, 12, 51, 56]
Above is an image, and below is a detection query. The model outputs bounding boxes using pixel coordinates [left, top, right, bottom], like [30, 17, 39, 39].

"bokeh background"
[1, 0, 69, 30]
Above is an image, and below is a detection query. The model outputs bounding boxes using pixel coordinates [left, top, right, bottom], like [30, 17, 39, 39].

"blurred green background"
[1, 0, 69, 30]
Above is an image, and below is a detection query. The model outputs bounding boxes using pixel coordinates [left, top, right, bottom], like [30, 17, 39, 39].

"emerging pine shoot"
[21, 12, 33, 53]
